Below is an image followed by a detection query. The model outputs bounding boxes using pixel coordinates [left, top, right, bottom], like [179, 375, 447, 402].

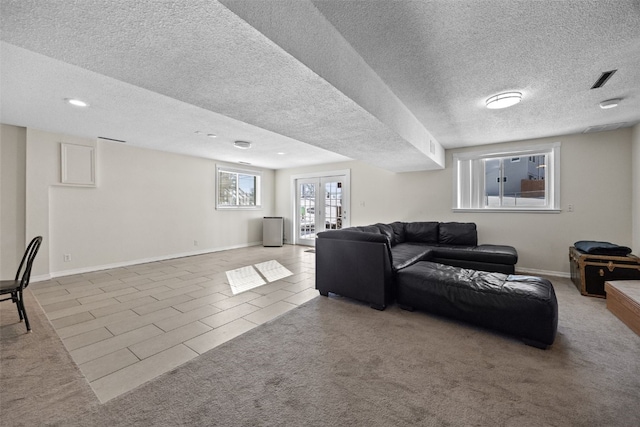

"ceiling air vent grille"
[591, 70, 617, 89]
[98, 136, 126, 143]
[583, 122, 628, 134]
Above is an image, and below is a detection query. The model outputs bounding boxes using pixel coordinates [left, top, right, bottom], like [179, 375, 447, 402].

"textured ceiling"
[310, 0, 640, 148]
[1, 0, 639, 172]
[0, 42, 349, 169]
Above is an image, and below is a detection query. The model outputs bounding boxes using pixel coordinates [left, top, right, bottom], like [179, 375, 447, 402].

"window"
[216, 166, 262, 209]
[453, 142, 560, 212]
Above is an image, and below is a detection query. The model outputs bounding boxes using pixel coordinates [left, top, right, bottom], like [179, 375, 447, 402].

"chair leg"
[13, 291, 24, 321]
[18, 291, 31, 332]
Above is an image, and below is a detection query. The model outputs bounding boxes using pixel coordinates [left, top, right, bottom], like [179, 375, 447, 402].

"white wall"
[0, 124, 27, 278]
[632, 123, 640, 255]
[12, 127, 274, 278]
[275, 128, 634, 275]
[4, 123, 633, 278]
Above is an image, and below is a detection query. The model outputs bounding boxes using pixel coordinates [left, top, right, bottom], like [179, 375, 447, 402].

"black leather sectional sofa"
[316, 221, 518, 309]
[316, 221, 558, 348]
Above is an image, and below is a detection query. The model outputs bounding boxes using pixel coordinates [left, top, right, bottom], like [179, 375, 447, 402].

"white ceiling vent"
[582, 122, 629, 133]
[98, 136, 126, 143]
[590, 70, 617, 89]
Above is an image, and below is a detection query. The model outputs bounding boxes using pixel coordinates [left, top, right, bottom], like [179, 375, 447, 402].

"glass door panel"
[297, 179, 317, 246]
[322, 178, 343, 231]
[295, 175, 349, 246]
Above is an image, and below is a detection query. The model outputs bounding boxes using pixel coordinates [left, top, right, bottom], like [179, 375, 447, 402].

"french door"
[296, 175, 349, 246]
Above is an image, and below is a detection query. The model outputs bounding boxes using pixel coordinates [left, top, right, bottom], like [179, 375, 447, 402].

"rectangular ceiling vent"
[583, 122, 628, 133]
[590, 70, 617, 89]
[98, 136, 126, 143]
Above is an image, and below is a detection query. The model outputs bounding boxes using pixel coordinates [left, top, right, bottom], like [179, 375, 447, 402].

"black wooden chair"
[0, 236, 43, 332]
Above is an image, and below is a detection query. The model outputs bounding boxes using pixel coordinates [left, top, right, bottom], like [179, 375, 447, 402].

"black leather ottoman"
[396, 261, 558, 348]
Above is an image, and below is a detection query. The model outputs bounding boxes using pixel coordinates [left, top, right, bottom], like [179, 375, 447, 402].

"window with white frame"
[453, 142, 561, 212]
[216, 166, 262, 209]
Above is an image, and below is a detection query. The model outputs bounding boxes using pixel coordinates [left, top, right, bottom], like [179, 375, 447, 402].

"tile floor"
[29, 244, 317, 403]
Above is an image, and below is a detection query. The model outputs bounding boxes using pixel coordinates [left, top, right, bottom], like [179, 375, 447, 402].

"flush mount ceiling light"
[485, 92, 522, 109]
[599, 98, 621, 109]
[234, 140, 252, 149]
[65, 98, 89, 107]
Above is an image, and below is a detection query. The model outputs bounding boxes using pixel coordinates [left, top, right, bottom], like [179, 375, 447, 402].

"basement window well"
[452, 142, 561, 213]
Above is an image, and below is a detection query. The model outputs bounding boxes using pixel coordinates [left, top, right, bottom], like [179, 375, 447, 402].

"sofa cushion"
[428, 257, 515, 274]
[439, 222, 477, 246]
[390, 222, 407, 244]
[374, 223, 396, 246]
[338, 227, 361, 233]
[317, 229, 388, 244]
[396, 261, 557, 347]
[390, 243, 433, 271]
[431, 244, 518, 265]
[355, 225, 382, 234]
[405, 222, 439, 243]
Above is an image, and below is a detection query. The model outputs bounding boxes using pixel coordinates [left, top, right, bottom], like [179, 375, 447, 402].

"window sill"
[453, 208, 561, 214]
[216, 206, 262, 210]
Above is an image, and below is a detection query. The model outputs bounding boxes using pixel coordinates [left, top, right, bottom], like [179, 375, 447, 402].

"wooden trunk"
[569, 246, 640, 298]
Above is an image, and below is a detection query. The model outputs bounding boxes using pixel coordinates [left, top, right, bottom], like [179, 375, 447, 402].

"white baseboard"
[515, 267, 570, 279]
[33, 241, 263, 281]
[32, 246, 570, 282]
[31, 273, 53, 282]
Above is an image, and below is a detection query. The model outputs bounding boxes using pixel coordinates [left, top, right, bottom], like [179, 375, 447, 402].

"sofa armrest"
[316, 235, 394, 309]
[317, 229, 389, 244]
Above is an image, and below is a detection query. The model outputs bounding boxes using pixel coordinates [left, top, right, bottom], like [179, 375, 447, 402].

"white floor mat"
[226, 266, 266, 295]
[253, 260, 293, 283]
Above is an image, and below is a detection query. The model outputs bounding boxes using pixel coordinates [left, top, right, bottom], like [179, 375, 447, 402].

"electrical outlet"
[63, 254, 71, 262]
[567, 204, 574, 212]
[194, 240, 198, 246]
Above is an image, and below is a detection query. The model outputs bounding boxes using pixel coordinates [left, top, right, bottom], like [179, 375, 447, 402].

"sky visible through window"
[238, 174, 255, 195]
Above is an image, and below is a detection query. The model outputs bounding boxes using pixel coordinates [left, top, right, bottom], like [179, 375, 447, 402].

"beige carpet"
[1, 276, 639, 426]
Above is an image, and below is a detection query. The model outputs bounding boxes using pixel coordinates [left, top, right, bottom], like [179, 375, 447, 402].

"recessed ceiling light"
[486, 92, 522, 109]
[599, 98, 621, 109]
[207, 134, 217, 138]
[234, 140, 252, 149]
[277, 152, 286, 155]
[65, 98, 89, 107]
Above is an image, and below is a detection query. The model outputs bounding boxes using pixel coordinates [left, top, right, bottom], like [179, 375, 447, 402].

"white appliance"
[263, 217, 284, 247]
